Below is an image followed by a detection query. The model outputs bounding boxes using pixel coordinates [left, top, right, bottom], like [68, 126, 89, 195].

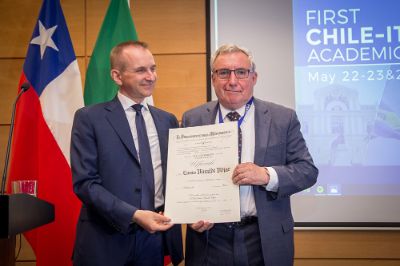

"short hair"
[110, 40, 149, 70]
[210, 44, 256, 71]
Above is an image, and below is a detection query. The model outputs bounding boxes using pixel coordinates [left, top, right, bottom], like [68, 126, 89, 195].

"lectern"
[0, 193, 54, 238]
[0, 193, 54, 265]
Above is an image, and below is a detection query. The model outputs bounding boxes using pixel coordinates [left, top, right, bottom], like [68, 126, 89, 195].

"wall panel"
[0, 59, 23, 124]
[0, 126, 10, 182]
[153, 54, 206, 119]
[295, 230, 400, 259]
[62, 0, 85, 56]
[85, 0, 108, 56]
[0, 0, 84, 58]
[294, 259, 400, 266]
[86, 0, 206, 56]
[0, 1, 41, 58]
[133, 0, 206, 54]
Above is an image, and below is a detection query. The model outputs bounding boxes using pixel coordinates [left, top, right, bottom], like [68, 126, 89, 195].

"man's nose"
[228, 70, 238, 85]
[145, 69, 156, 81]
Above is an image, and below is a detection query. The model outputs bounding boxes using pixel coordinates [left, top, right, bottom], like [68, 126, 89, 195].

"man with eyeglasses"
[182, 44, 318, 266]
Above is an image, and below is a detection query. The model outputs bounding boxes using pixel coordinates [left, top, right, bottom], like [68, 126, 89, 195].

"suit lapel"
[204, 101, 219, 125]
[254, 99, 270, 166]
[148, 105, 171, 189]
[105, 97, 140, 163]
[149, 106, 167, 168]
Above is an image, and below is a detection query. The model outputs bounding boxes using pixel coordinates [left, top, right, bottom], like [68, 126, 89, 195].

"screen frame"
[206, 0, 400, 229]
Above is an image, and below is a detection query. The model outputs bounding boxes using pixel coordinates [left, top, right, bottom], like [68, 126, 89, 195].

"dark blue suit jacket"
[70, 97, 183, 265]
[182, 98, 318, 266]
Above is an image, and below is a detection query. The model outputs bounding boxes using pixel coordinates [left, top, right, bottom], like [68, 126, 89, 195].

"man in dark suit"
[70, 41, 183, 266]
[183, 44, 318, 266]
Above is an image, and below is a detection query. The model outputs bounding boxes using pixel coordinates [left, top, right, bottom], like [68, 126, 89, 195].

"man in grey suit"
[70, 41, 183, 266]
[183, 44, 318, 266]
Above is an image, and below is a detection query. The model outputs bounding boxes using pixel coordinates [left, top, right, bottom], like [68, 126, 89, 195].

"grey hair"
[210, 44, 256, 71]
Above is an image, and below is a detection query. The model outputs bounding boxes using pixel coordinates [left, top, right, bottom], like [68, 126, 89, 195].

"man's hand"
[189, 220, 214, 233]
[232, 162, 270, 185]
[133, 210, 173, 233]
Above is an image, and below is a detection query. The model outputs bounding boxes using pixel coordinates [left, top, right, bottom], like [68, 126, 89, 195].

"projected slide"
[293, 0, 400, 196]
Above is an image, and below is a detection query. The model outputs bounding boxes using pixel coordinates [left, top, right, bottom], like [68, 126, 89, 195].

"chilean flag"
[7, 0, 83, 265]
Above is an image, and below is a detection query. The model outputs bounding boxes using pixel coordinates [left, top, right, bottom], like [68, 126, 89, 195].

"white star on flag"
[30, 20, 59, 59]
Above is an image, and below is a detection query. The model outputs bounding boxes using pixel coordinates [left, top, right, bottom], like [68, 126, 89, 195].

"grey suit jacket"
[183, 98, 318, 266]
[71, 97, 183, 265]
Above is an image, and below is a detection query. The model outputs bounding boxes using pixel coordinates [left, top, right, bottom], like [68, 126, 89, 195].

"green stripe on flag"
[84, 0, 138, 106]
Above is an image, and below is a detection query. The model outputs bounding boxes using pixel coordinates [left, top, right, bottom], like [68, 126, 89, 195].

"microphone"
[1, 82, 31, 195]
[21, 82, 30, 92]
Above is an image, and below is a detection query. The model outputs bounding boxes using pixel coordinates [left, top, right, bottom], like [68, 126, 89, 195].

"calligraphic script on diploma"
[164, 122, 240, 224]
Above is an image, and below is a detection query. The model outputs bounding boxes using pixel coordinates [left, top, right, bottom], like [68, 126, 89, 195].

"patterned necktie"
[226, 111, 242, 163]
[132, 104, 155, 211]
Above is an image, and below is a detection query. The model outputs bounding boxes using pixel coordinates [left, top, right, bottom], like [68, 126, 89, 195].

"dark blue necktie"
[132, 104, 155, 211]
[226, 111, 242, 163]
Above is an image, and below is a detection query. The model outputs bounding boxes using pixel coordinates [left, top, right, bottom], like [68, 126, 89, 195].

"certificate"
[164, 122, 240, 224]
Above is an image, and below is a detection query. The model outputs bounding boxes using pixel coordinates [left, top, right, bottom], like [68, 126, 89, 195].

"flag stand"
[0, 236, 15, 266]
[0, 194, 54, 265]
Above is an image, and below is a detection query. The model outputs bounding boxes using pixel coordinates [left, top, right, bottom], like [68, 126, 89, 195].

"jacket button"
[135, 188, 141, 193]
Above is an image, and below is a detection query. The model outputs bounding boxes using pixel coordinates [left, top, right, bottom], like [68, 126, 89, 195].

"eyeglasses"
[213, 68, 253, 79]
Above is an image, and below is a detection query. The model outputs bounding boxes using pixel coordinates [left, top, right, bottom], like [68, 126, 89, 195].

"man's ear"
[211, 72, 217, 83]
[252, 71, 258, 84]
[110, 69, 122, 86]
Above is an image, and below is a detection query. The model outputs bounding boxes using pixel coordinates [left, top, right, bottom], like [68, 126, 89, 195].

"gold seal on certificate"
[164, 122, 241, 224]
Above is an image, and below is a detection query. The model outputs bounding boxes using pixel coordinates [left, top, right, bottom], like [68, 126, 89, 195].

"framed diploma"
[164, 122, 240, 224]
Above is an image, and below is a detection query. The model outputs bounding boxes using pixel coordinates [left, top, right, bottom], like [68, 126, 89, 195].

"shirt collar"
[117, 91, 149, 112]
[219, 103, 246, 120]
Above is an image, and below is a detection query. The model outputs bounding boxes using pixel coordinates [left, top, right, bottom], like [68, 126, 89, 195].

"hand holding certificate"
[164, 122, 240, 224]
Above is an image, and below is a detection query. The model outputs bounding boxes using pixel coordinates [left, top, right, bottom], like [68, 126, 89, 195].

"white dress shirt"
[118, 92, 164, 209]
[217, 102, 279, 218]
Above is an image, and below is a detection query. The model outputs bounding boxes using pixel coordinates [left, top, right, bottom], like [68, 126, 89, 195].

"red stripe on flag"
[7, 75, 80, 266]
